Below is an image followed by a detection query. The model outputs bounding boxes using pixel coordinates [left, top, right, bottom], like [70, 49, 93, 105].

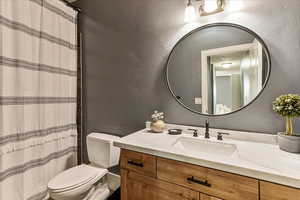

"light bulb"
[184, 0, 196, 23]
[203, 0, 218, 13]
[222, 63, 232, 68]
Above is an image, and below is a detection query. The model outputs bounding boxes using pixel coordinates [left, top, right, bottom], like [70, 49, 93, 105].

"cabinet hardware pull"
[186, 176, 211, 187]
[127, 160, 144, 167]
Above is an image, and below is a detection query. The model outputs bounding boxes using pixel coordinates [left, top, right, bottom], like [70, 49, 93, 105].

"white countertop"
[114, 124, 300, 189]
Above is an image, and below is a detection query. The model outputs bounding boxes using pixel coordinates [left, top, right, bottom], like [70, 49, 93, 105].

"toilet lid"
[48, 164, 107, 190]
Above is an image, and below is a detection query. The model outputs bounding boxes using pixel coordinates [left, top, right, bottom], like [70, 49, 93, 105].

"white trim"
[253, 39, 263, 90]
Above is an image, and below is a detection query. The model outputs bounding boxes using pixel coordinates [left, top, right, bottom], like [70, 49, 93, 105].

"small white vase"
[150, 120, 166, 133]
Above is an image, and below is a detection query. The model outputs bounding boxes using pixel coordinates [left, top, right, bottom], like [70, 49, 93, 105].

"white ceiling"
[211, 51, 248, 71]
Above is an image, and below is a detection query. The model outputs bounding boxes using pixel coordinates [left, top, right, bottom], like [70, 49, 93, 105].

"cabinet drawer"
[260, 181, 300, 200]
[157, 157, 259, 200]
[121, 169, 199, 200]
[200, 193, 223, 200]
[120, 149, 157, 177]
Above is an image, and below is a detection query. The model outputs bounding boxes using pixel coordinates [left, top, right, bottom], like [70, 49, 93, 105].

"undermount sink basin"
[173, 137, 237, 157]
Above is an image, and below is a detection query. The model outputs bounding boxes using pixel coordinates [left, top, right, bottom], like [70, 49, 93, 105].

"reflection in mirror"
[202, 40, 266, 114]
[166, 23, 270, 116]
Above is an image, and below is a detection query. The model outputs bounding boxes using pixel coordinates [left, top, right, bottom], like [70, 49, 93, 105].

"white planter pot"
[278, 132, 300, 153]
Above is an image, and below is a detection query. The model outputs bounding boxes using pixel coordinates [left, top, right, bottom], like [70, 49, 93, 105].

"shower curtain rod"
[60, 0, 82, 12]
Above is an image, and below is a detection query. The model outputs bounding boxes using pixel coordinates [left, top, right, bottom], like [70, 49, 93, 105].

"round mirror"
[166, 23, 271, 116]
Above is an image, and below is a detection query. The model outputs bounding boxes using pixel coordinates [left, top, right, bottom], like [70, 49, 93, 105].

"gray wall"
[75, 0, 300, 162]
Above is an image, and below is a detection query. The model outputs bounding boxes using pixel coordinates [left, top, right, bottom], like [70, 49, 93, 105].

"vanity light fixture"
[199, 0, 225, 16]
[185, 0, 225, 21]
[184, 0, 197, 23]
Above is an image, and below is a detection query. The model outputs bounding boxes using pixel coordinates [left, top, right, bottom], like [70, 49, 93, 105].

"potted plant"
[273, 94, 300, 153]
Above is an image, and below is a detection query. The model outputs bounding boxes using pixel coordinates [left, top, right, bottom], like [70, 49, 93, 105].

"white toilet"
[48, 133, 121, 200]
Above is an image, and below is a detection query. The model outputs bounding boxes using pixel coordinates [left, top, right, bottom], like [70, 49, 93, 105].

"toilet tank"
[87, 133, 120, 169]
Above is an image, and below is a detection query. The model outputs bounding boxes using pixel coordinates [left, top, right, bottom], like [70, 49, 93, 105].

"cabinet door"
[260, 181, 300, 200]
[121, 169, 199, 200]
[120, 149, 157, 178]
[200, 193, 222, 200]
[157, 157, 259, 200]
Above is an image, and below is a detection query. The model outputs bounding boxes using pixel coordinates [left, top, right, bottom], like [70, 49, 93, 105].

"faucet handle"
[205, 120, 210, 139]
[188, 128, 198, 137]
[217, 132, 230, 141]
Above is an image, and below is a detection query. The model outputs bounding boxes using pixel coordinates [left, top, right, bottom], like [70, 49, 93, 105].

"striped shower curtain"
[0, 0, 78, 199]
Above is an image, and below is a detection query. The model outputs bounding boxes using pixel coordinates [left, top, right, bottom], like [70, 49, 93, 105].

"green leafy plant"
[273, 94, 300, 117]
[273, 94, 300, 135]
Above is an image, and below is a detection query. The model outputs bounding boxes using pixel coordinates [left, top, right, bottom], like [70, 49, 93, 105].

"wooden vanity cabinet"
[121, 169, 200, 200]
[157, 157, 258, 200]
[200, 194, 222, 200]
[121, 169, 220, 200]
[260, 181, 300, 200]
[120, 149, 157, 178]
[120, 149, 299, 200]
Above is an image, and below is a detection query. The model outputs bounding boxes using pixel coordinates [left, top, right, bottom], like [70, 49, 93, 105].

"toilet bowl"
[47, 133, 120, 200]
[48, 165, 108, 200]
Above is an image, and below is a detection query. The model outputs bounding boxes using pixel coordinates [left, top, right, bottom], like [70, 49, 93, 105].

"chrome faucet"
[205, 120, 210, 139]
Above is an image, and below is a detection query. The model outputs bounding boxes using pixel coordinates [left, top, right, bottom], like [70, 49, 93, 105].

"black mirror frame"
[165, 22, 271, 116]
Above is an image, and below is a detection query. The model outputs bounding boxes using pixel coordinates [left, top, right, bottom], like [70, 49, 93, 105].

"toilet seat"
[49, 173, 108, 200]
[48, 164, 108, 193]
